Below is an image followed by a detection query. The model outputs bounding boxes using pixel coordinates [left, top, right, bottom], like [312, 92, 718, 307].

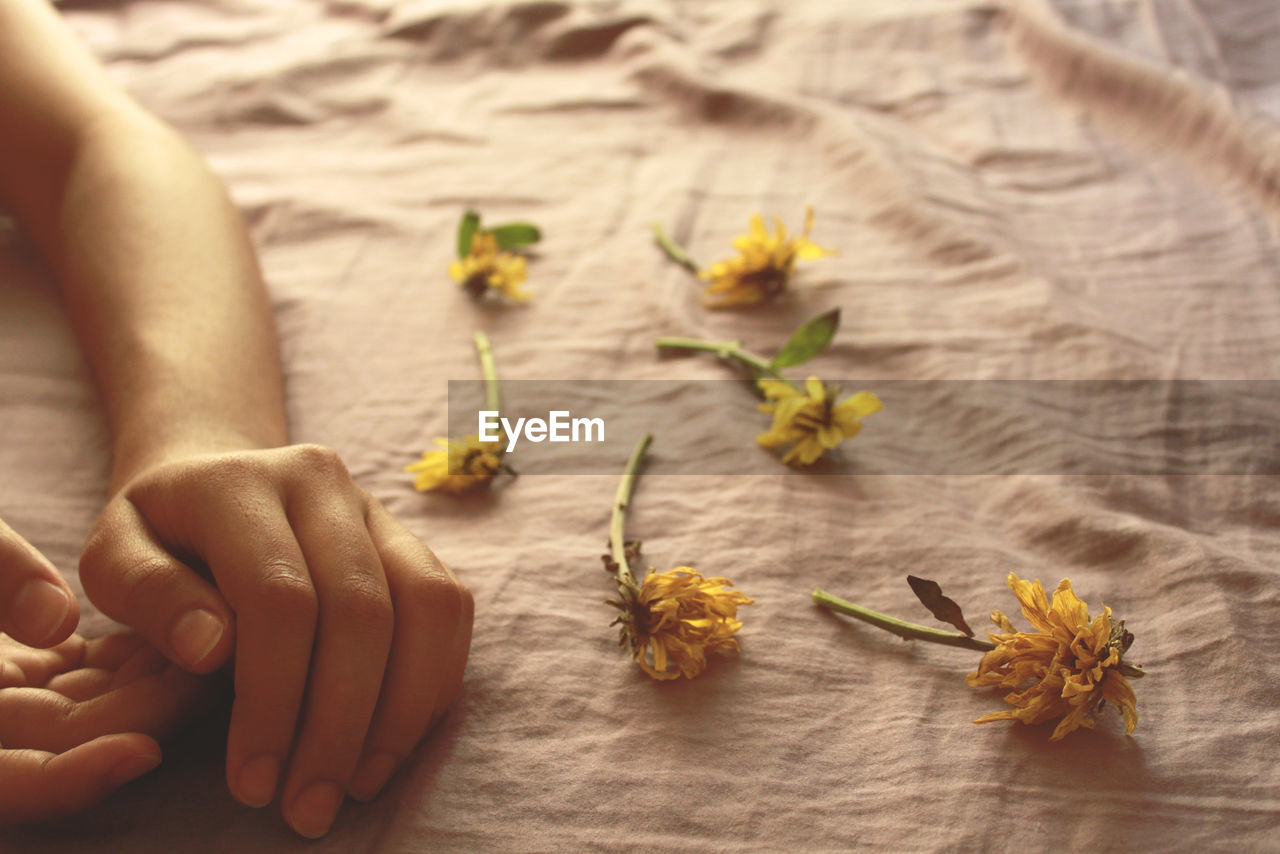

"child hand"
[78, 444, 473, 838]
[0, 631, 217, 822]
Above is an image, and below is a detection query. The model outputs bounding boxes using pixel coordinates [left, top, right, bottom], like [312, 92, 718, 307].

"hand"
[0, 516, 78, 648]
[0, 631, 218, 822]
[79, 444, 474, 838]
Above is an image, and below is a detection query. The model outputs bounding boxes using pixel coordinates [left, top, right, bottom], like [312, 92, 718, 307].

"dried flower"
[406, 331, 510, 495]
[406, 434, 503, 494]
[450, 210, 540, 302]
[814, 574, 1144, 741]
[756, 376, 881, 466]
[698, 208, 834, 308]
[965, 573, 1141, 741]
[611, 567, 754, 680]
[450, 230, 532, 302]
[656, 310, 880, 468]
[604, 435, 753, 680]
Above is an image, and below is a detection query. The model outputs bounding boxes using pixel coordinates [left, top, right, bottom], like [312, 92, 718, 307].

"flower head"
[609, 567, 754, 680]
[450, 230, 531, 301]
[406, 434, 503, 494]
[756, 376, 881, 466]
[699, 207, 834, 308]
[965, 573, 1141, 741]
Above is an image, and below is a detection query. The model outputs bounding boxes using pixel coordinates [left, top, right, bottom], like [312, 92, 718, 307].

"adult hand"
[79, 444, 473, 838]
[0, 516, 78, 648]
[0, 630, 217, 823]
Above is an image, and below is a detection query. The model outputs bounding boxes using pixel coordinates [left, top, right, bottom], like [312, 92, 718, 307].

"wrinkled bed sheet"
[2, 0, 1279, 851]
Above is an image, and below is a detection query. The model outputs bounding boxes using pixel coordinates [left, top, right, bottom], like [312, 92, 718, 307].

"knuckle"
[399, 560, 465, 621]
[332, 572, 394, 637]
[288, 444, 349, 481]
[255, 565, 318, 622]
[80, 542, 171, 614]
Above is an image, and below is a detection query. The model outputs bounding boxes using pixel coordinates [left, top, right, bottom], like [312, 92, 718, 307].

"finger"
[80, 499, 236, 674]
[0, 634, 86, 688]
[81, 632, 148, 671]
[107, 644, 171, 690]
[44, 643, 171, 703]
[430, 576, 474, 731]
[0, 517, 78, 647]
[195, 505, 316, 813]
[0, 665, 215, 753]
[0, 733, 161, 824]
[278, 490, 393, 838]
[44, 668, 114, 702]
[348, 501, 467, 802]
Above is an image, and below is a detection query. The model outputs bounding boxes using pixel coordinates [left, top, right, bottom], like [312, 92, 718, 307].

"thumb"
[79, 499, 235, 674]
[0, 516, 78, 647]
[0, 733, 161, 824]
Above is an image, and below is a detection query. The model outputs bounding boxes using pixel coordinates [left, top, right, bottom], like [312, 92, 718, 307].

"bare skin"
[0, 0, 472, 836]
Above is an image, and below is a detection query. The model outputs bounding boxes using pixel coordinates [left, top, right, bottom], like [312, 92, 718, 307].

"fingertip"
[9, 578, 78, 648]
[233, 755, 279, 808]
[169, 608, 234, 672]
[348, 751, 398, 802]
[107, 750, 163, 786]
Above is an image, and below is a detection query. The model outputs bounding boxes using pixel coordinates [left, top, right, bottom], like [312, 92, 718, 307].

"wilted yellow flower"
[756, 376, 881, 466]
[966, 573, 1141, 741]
[406, 434, 503, 494]
[699, 207, 834, 308]
[450, 230, 531, 301]
[611, 567, 754, 680]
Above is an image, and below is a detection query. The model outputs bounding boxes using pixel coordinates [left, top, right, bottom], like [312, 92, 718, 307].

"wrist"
[109, 420, 289, 494]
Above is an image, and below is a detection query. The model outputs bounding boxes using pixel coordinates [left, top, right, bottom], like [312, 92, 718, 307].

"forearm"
[0, 0, 288, 493]
[44, 114, 289, 490]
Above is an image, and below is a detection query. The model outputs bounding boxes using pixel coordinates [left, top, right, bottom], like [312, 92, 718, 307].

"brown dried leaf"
[906, 575, 974, 636]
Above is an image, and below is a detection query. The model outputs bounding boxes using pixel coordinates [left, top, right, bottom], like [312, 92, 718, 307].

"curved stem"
[652, 222, 700, 274]
[473, 331, 501, 414]
[610, 433, 653, 585]
[813, 588, 995, 653]
[654, 337, 799, 388]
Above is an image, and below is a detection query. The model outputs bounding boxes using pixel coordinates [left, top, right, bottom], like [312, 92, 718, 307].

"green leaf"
[770, 308, 841, 370]
[489, 223, 542, 250]
[906, 575, 974, 636]
[457, 210, 481, 257]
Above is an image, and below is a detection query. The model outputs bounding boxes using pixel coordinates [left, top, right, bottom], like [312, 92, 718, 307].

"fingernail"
[109, 752, 162, 786]
[12, 579, 72, 645]
[170, 609, 224, 668]
[236, 755, 279, 808]
[289, 781, 343, 839]
[349, 751, 398, 801]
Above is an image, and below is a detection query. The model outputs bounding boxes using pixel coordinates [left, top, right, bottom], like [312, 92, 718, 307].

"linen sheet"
[2, 0, 1279, 850]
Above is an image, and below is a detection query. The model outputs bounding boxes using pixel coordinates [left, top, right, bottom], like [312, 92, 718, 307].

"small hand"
[0, 631, 218, 823]
[79, 445, 474, 837]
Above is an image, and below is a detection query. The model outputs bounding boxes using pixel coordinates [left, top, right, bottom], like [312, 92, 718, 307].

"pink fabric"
[3, 0, 1279, 849]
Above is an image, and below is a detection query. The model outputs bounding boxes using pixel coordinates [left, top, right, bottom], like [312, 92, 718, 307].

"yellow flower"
[612, 567, 754, 680]
[450, 230, 531, 301]
[966, 573, 1141, 741]
[756, 376, 881, 466]
[406, 434, 503, 494]
[699, 207, 834, 307]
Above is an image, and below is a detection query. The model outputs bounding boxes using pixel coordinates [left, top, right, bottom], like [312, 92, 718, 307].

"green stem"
[473, 331, 501, 414]
[610, 434, 654, 585]
[813, 588, 996, 653]
[654, 336, 799, 388]
[652, 222, 700, 274]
